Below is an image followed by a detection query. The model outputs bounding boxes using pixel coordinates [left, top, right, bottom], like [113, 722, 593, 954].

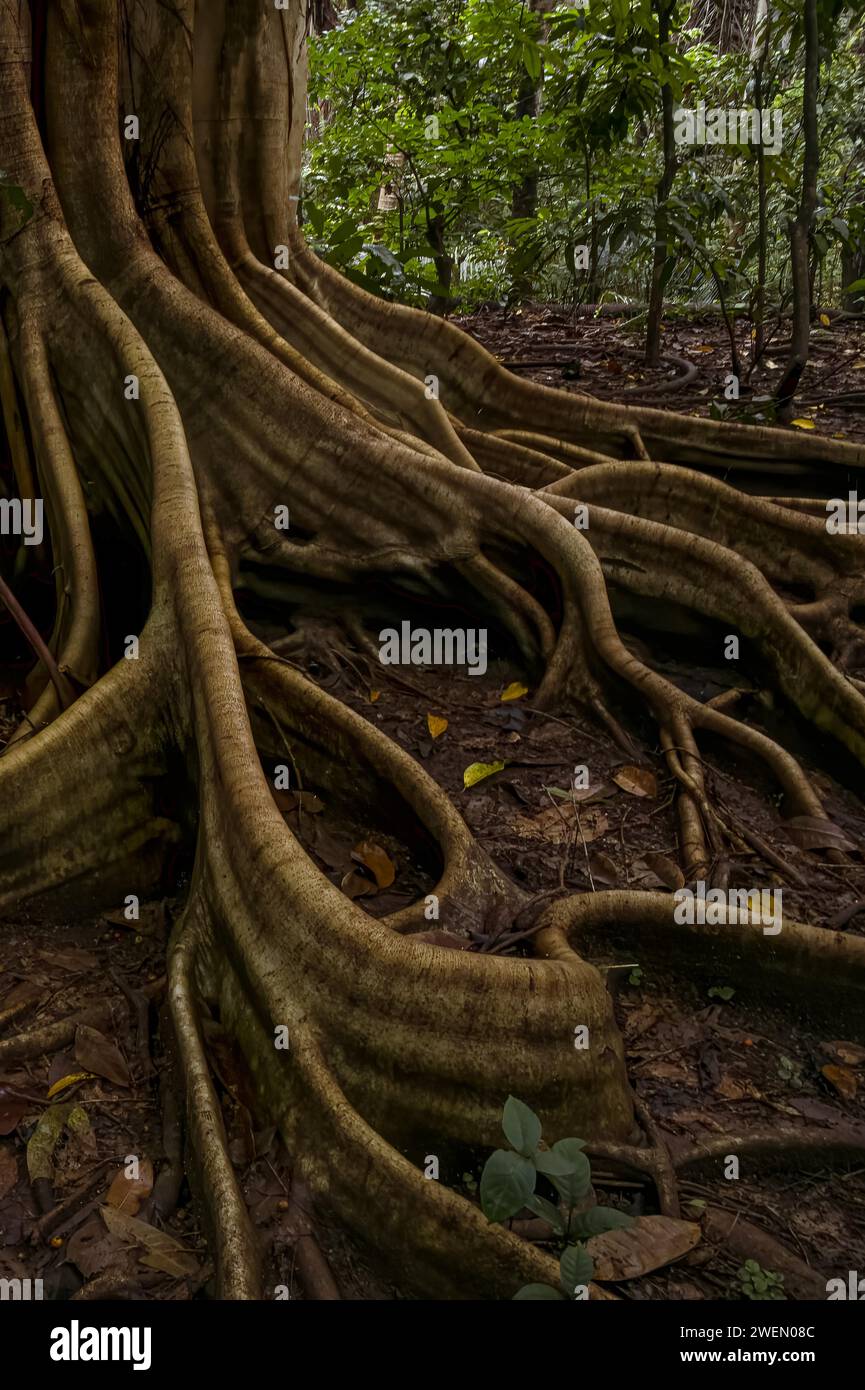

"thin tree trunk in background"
[775, 0, 819, 413]
[509, 0, 555, 300]
[751, 0, 770, 365]
[645, 0, 677, 367]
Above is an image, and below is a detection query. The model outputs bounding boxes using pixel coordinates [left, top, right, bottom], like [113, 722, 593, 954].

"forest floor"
[456, 304, 865, 446]
[3, 304, 865, 1302]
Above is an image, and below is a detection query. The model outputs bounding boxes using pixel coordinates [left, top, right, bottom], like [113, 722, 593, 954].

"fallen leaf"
[46, 1072, 93, 1100]
[516, 803, 608, 845]
[693, 344, 715, 353]
[501, 682, 529, 702]
[36, 947, 100, 973]
[588, 1216, 701, 1280]
[0, 1145, 17, 1200]
[612, 765, 658, 798]
[340, 869, 377, 900]
[0, 1086, 33, 1136]
[66, 1216, 129, 1278]
[107, 1158, 155, 1215]
[351, 840, 395, 888]
[463, 760, 506, 788]
[783, 815, 857, 852]
[74, 1024, 132, 1088]
[824, 1041, 865, 1067]
[369, 690, 380, 703]
[101, 1205, 199, 1277]
[643, 852, 685, 890]
[427, 713, 448, 738]
[586, 850, 618, 885]
[791, 418, 815, 430]
[819, 313, 831, 327]
[821, 1064, 858, 1099]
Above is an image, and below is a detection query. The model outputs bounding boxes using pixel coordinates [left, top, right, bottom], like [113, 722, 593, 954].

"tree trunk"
[775, 0, 820, 413]
[2, 0, 865, 1302]
[645, 0, 678, 367]
[509, 0, 555, 300]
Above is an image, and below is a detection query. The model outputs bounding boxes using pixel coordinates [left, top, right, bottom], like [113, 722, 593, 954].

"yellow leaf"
[693, 344, 715, 353]
[46, 1072, 91, 1099]
[852, 360, 865, 370]
[791, 418, 815, 429]
[501, 682, 529, 702]
[369, 690, 380, 703]
[427, 713, 448, 738]
[819, 313, 831, 327]
[463, 760, 505, 789]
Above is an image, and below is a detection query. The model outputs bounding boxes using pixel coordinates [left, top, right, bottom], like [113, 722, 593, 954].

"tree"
[2, 0, 865, 1300]
[775, 0, 820, 412]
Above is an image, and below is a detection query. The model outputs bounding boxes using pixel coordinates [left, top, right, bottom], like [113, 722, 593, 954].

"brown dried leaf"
[0, 1086, 33, 1137]
[588, 1216, 701, 1281]
[587, 850, 618, 886]
[66, 1216, 129, 1279]
[106, 1158, 155, 1216]
[612, 765, 658, 798]
[821, 1064, 858, 1099]
[74, 1024, 132, 1089]
[783, 815, 857, 852]
[824, 1041, 865, 1068]
[516, 803, 608, 845]
[340, 869, 377, 900]
[643, 852, 685, 890]
[351, 840, 395, 888]
[101, 1205, 199, 1278]
[36, 947, 100, 973]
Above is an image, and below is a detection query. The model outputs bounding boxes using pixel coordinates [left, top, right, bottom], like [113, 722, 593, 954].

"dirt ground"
[455, 303, 865, 446]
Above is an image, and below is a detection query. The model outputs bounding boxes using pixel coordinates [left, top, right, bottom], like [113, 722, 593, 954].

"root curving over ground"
[2, 0, 865, 1299]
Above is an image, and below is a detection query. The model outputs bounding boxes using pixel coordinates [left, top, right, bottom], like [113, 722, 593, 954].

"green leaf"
[479, 1148, 536, 1223]
[513, 1283, 567, 1300]
[559, 1244, 593, 1296]
[533, 1147, 581, 1177]
[569, 1205, 635, 1239]
[525, 1193, 566, 1234]
[502, 1096, 542, 1157]
[548, 1139, 592, 1204]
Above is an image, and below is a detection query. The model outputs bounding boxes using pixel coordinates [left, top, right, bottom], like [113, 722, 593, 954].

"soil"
[454, 304, 865, 446]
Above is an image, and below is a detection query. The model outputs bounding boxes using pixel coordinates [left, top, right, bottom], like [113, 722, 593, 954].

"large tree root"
[1, 0, 865, 1300]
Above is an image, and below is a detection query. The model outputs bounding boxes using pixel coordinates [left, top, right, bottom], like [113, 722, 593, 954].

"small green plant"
[708, 984, 735, 1002]
[777, 1054, 803, 1086]
[478, 1096, 635, 1301]
[628, 965, 643, 987]
[738, 1259, 785, 1301]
